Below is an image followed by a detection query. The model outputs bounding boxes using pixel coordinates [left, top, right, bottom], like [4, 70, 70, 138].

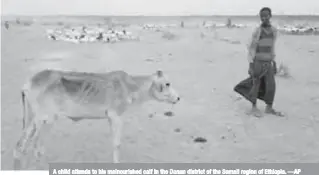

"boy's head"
[259, 7, 272, 26]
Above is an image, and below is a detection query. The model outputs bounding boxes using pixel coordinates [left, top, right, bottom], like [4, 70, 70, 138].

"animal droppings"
[193, 137, 207, 143]
[164, 111, 174, 117]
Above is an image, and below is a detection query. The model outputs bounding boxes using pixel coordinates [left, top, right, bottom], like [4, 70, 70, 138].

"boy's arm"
[272, 26, 278, 60]
[272, 26, 278, 74]
[247, 27, 260, 63]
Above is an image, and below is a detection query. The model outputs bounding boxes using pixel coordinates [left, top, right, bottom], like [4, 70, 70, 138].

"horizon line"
[2, 14, 319, 17]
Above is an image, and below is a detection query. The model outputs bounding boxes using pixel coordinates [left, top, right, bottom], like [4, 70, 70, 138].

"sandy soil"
[1, 17, 319, 170]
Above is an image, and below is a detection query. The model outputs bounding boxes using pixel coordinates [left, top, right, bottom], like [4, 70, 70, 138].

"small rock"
[148, 113, 154, 118]
[232, 133, 236, 138]
[24, 57, 34, 62]
[234, 97, 242, 101]
[145, 57, 161, 62]
[174, 128, 181, 133]
[193, 137, 207, 143]
[164, 111, 174, 117]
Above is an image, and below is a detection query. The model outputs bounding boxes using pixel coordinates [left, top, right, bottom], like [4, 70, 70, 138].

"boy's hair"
[260, 7, 272, 16]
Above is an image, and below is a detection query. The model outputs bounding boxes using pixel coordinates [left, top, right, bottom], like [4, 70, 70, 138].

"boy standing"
[234, 7, 284, 117]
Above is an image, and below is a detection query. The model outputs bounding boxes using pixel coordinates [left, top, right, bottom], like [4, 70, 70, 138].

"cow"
[13, 69, 180, 169]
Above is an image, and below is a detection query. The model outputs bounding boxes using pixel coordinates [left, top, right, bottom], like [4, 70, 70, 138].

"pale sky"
[2, 0, 319, 15]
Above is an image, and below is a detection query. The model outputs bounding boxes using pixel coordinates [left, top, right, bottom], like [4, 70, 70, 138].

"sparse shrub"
[57, 21, 64, 26]
[22, 21, 33, 26]
[181, 21, 184, 28]
[276, 62, 292, 78]
[202, 21, 206, 26]
[4, 21, 9, 29]
[162, 31, 176, 40]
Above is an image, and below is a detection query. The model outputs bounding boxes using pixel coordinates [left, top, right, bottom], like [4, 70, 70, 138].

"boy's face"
[260, 10, 271, 25]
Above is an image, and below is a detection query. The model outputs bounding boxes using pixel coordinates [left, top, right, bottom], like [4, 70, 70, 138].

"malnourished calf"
[14, 69, 180, 169]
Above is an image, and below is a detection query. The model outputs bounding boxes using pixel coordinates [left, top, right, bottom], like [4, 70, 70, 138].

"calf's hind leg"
[107, 111, 123, 163]
[13, 118, 42, 170]
[32, 115, 56, 162]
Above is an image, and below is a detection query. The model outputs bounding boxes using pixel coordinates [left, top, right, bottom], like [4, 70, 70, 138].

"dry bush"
[57, 21, 64, 26]
[162, 31, 176, 40]
[22, 21, 33, 26]
[4, 21, 9, 29]
[276, 62, 292, 78]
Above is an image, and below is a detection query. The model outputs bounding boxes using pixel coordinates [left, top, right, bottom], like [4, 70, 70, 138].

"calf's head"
[149, 70, 180, 104]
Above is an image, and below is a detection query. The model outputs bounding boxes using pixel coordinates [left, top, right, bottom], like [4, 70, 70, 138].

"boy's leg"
[248, 61, 263, 117]
[263, 63, 284, 116]
[248, 77, 263, 117]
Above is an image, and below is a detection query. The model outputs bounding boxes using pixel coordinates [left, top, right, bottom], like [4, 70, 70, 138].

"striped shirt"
[255, 27, 275, 61]
[247, 25, 278, 63]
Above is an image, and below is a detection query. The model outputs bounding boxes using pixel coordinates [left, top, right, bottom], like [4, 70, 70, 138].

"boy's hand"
[248, 62, 254, 76]
[272, 61, 277, 74]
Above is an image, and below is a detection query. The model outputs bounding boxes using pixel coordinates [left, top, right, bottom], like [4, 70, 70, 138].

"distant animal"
[226, 18, 232, 28]
[4, 21, 9, 30]
[16, 18, 21, 24]
[13, 69, 180, 169]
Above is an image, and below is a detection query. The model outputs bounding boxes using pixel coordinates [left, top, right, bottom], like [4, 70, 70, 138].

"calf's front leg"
[107, 111, 123, 163]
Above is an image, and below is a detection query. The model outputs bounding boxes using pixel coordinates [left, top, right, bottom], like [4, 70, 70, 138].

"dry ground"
[1, 17, 319, 170]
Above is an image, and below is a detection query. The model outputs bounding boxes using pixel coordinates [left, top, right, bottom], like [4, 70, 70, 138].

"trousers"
[234, 60, 276, 105]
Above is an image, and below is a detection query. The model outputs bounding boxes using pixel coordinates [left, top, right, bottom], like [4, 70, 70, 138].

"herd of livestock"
[3, 19, 319, 44]
[46, 26, 139, 44]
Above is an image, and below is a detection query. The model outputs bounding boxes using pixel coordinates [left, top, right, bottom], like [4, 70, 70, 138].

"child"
[234, 7, 284, 117]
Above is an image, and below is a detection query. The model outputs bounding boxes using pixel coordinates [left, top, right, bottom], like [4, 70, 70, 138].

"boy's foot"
[265, 107, 285, 117]
[248, 107, 263, 118]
